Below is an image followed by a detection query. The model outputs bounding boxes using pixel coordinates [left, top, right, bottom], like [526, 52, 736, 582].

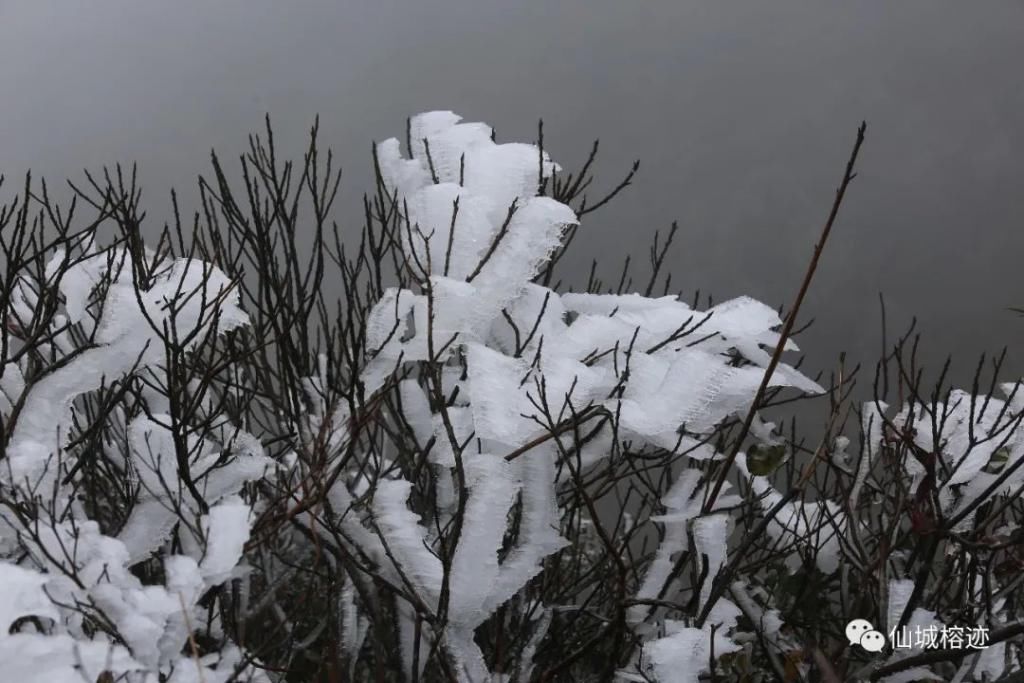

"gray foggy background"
[3, 0, 1023, 407]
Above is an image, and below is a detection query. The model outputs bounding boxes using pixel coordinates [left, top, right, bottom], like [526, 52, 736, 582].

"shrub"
[1, 111, 1021, 682]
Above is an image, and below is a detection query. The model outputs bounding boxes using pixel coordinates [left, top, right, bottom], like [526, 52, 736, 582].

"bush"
[1, 111, 1021, 682]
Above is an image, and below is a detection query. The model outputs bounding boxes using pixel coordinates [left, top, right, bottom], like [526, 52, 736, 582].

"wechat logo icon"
[846, 619, 886, 653]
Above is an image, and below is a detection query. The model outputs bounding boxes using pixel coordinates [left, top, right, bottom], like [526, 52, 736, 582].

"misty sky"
[3, 0, 1023, 395]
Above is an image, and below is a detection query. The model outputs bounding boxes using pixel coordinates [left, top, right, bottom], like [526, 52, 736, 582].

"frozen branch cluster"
[1, 242, 271, 681]
[312, 112, 830, 681]
[2, 111, 1023, 682]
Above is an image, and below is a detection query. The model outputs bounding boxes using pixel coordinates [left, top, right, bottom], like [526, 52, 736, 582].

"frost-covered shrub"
[352, 113, 823, 681]
[2, 112, 1023, 682]
[1, 236, 272, 681]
